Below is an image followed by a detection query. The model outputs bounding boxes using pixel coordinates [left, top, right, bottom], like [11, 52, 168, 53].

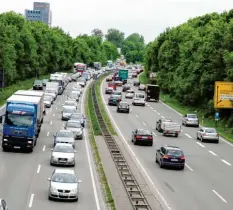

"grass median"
[95, 75, 117, 136]
[139, 72, 233, 143]
[85, 85, 116, 210]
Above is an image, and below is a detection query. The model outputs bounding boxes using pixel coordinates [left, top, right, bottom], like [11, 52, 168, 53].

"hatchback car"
[53, 130, 75, 148]
[156, 145, 185, 170]
[196, 127, 219, 143]
[108, 95, 122, 105]
[182, 113, 199, 127]
[48, 169, 82, 201]
[44, 95, 53, 108]
[125, 89, 135, 99]
[62, 105, 76, 121]
[33, 80, 43, 90]
[70, 113, 86, 127]
[50, 143, 76, 166]
[65, 120, 83, 140]
[132, 96, 145, 106]
[131, 129, 153, 146]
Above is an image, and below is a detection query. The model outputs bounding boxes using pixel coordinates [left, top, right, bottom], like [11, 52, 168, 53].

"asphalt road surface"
[0, 79, 104, 210]
[101, 77, 233, 210]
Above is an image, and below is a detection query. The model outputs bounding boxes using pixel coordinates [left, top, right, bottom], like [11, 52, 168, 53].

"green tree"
[105, 28, 124, 47]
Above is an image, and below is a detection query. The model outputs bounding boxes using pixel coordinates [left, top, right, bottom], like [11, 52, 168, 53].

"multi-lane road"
[101, 77, 233, 210]
[0, 78, 105, 210]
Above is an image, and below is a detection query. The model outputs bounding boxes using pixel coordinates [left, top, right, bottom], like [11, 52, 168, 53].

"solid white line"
[82, 82, 101, 210]
[150, 106, 153, 110]
[196, 142, 205, 148]
[209, 150, 217, 156]
[101, 81, 172, 210]
[221, 159, 232, 166]
[37, 164, 41, 173]
[157, 113, 161, 115]
[152, 132, 157, 136]
[47, 132, 49, 136]
[154, 110, 157, 113]
[185, 133, 192, 139]
[50, 121, 52, 125]
[28, 194, 34, 208]
[42, 145, 46, 151]
[136, 115, 139, 118]
[53, 113, 55, 116]
[56, 107, 58, 110]
[185, 163, 194, 171]
[212, 190, 227, 203]
[143, 122, 147, 126]
[181, 129, 183, 132]
[147, 104, 150, 107]
[161, 116, 165, 119]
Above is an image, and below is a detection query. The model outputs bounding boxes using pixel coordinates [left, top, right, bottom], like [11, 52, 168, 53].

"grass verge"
[95, 75, 117, 136]
[139, 72, 149, 84]
[85, 85, 116, 210]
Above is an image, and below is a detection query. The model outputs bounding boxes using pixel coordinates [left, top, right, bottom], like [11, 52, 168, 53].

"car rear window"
[137, 130, 151, 135]
[205, 128, 216, 133]
[187, 114, 197, 118]
[167, 150, 183, 157]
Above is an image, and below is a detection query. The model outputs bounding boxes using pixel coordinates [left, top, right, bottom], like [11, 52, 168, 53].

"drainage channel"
[91, 79, 152, 210]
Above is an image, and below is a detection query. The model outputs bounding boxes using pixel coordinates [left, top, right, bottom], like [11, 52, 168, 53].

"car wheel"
[74, 197, 78, 202]
[200, 136, 203, 142]
[134, 140, 137, 145]
[159, 160, 163, 168]
[48, 195, 52, 201]
[155, 155, 158, 163]
[132, 103, 135, 106]
[196, 135, 199, 140]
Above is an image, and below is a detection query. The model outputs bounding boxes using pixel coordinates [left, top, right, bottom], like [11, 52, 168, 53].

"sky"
[1, 0, 233, 43]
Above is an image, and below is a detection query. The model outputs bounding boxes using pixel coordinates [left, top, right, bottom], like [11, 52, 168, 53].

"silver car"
[125, 89, 135, 99]
[62, 105, 76, 121]
[45, 92, 56, 102]
[182, 114, 199, 127]
[73, 85, 83, 94]
[132, 94, 145, 106]
[53, 130, 75, 148]
[44, 95, 53, 107]
[65, 120, 83, 140]
[68, 91, 80, 102]
[48, 169, 82, 201]
[197, 127, 219, 143]
[63, 100, 77, 109]
[50, 143, 76, 166]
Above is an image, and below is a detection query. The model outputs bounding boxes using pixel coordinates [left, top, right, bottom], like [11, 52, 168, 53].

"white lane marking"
[157, 113, 161, 115]
[101, 81, 172, 210]
[220, 136, 233, 147]
[47, 132, 49, 136]
[185, 163, 194, 171]
[82, 82, 101, 210]
[42, 145, 46, 151]
[185, 133, 192, 139]
[154, 110, 157, 113]
[28, 194, 34, 208]
[56, 107, 58, 110]
[53, 113, 55, 116]
[209, 150, 217, 156]
[212, 190, 227, 203]
[221, 159, 232, 166]
[181, 129, 183, 132]
[147, 104, 150, 107]
[143, 122, 147, 126]
[196, 142, 205, 148]
[136, 115, 139, 118]
[150, 107, 153, 110]
[161, 116, 165, 119]
[50, 121, 52, 125]
[152, 132, 157, 136]
[37, 164, 41, 173]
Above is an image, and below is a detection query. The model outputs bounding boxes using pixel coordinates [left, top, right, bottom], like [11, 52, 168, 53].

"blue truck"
[0, 94, 44, 152]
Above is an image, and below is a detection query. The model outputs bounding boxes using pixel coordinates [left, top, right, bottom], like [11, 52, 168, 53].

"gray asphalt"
[101, 77, 233, 210]
[0, 78, 104, 210]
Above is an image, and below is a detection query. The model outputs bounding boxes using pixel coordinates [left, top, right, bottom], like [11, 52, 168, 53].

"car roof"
[202, 127, 216, 130]
[55, 143, 73, 147]
[54, 169, 76, 175]
[163, 145, 181, 150]
[68, 119, 81, 123]
[58, 129, 72, 133]
[63, 105, 76, 108]
[120, 101, 128, 104]
[65, 100, 76, 103]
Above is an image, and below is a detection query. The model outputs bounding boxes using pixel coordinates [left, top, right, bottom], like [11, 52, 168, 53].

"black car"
[133, 80, 140, 86]
[155, 145, 185, 170]
[122, 84, 131, 92]
[33, 80, 43, 90]
[105, 87, 114, 94]
[70, 113, 86, 127]
[117, 102, 130, 113]
[131, 129, 153, 146]
[108, 95, 121, 105]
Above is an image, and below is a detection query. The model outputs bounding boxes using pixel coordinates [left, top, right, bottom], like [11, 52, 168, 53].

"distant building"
[25, 2, 52, 26]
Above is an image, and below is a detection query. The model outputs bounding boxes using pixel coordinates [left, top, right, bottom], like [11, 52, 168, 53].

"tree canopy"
[0, 12, 118, 86]
[105, 28, 125, 48]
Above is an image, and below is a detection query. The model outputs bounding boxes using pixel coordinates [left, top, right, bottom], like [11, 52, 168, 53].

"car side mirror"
[0, 116, 2, 123]
[78, 179, 82, 183]
[47, 178, 51, 181]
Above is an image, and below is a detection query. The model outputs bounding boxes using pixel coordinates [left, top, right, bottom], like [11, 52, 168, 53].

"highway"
[101, 77, 233, 210]
[0, 78, 104, 210]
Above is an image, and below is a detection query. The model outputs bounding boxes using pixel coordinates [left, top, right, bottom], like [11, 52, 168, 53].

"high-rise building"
[25, 2, 52, 26]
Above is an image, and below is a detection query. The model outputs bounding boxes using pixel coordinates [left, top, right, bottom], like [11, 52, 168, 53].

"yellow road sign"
[214, 81, 233, 109]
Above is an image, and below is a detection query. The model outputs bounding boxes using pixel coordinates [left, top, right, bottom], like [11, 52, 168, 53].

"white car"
[63, 100, 77, 109]
[125, 90, 135, 99]
[132, 93, 145, 106]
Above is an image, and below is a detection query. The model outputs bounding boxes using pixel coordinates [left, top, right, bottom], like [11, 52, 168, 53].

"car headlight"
[71, 188, 78, 193]
[50, 186, 57, 192]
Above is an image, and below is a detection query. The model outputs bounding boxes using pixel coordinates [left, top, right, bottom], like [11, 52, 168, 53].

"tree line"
[144, 9, 233, 124]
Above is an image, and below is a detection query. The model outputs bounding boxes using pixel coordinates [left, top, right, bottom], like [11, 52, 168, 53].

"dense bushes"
[0, 12, 118, 86]
[144, 9, 233, 123]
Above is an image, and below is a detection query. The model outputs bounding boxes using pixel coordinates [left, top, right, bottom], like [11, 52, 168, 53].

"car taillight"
[163, 155, 169, 159]
[148, 136, 153, 140]
[180, 156, 185, 160]
[216, 134, 219, 137]
[202, 133, 206, 136]
[136, 135, 141, 139]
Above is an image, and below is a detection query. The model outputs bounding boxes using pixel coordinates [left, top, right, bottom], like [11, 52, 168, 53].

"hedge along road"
[0, 79, 105, 210]
[100, 76, 233, 210]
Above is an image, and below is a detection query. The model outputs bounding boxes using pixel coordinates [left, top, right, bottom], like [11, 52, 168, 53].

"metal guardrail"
[91, 78, 152, 210]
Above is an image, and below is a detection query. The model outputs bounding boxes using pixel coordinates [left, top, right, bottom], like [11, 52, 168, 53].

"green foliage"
[105, 28, 125, 48]
[91, 28, 104, 40]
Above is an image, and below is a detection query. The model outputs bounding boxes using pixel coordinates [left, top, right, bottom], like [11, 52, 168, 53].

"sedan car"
[53, 130, 75, 148]
[138, 84, 146, 91]
[62, 105, 76, 121]
[122, 84, 131, 92]
[156, 145, 185, 170]
[196, 127, 219, 143]
[50, 143, 76, 166]
[48, 169, 82, 201]
[70, 113, 86, 127]
[108, 95, 122, 106]
[105, 87, 114, 94]
[182, 113, 199, 127]
[131, 129, 153, 146]
[44, 95, 53, 108]
[63, 100, 77, 109]
[0, 198, 8, 210]
[65, 120, 83, 140]
[125, 89, 135, 99]
[117, 101, 130, 113]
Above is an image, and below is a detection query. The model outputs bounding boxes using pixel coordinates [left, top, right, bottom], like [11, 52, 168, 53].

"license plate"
[14, 146, 20, 149]
[171, 159, 178, 161]
[142, 136, 147, 139]
[59, 193, 67, 196]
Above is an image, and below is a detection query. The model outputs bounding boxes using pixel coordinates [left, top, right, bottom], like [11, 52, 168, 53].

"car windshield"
[53, 145, 74, 153]
[44, 96, 52, 101]
[135, 94, 144, 98]
[137, 130, 151, 135]
[113, 92, 121, 95]
[127, 90, 134, 93]
[34, 80, 41, 84]
[205, 128, 216, 133]
[65, 101, 76, 106]
[120, 103, 128, 107]
[52, 173, 77, 183]
[71, 114, 83, 119]
[5, 112, 33, 126]
[43, 79, 48, 82]
[187, 114, 197, 118]
[167, 150, 183, 157]
[63, 107, 75, 113]
[67, 122, 82, 128]
[57, 131, 74, 138]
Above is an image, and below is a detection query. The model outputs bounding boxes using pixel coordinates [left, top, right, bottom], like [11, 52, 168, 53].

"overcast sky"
[1, 0, 233, 43]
